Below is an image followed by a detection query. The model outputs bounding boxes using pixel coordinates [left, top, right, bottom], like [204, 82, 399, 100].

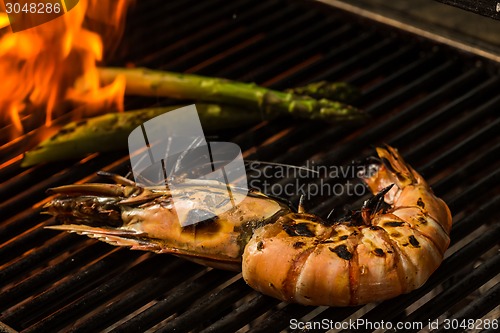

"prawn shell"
[393, 185, 452, 235]
[374, 214, 443, 289]
[353, 227, 405, 304]
[294, 223, 355, 306]
[46, 182, 292, 270]
[243, 214, 446, 306]
[242, 214, 338, 304]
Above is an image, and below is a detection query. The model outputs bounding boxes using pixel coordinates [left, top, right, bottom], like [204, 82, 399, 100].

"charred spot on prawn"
[383, 221, 405, 227]
[257, 241, 264, 251]
[293, 241, 306, 249]
[339, 235, 348, 240]
[381, 157, 397, 174]
[329, 244, 353, 260]
[282, 222, 315, 237]
[417, 198, 425, 208]
[417, 216, 427, 224]
[373, 248, 385, 257]
[302, 215, 322, 223]
[329, 212, 356, 225]
[408, 235, 420, 248]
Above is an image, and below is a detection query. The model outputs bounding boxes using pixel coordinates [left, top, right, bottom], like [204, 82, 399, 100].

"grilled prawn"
[44, 146, 452, 306]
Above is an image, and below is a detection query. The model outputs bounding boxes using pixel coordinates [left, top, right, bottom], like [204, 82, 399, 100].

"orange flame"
[0, 0, 131, 138]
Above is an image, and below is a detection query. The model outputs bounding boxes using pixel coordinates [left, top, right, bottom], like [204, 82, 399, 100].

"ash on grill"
[0, 0, 498, 332]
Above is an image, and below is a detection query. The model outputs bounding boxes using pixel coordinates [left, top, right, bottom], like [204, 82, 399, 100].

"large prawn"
[44, 146, 452, 306]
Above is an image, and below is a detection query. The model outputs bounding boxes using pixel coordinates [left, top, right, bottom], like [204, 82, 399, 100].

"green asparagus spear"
[21, 104, 261, 167]
[286, 81, 361, 104]
[98, 67, 365, 121]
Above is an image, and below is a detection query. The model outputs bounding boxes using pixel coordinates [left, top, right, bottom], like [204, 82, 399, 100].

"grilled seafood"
[44, 146, 452, 306]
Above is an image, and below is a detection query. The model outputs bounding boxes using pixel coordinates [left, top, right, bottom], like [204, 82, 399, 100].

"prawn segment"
[353, 226, 405, 302]
[242, 146, 452, 306]
[44, 180, 292, 270]
[242, 214, 334, 303]
[393, 184, 452, 235]
[372, 214, 443, 290]
[390, 207, 449, 255]
[294, 223, 356, 306]
[361, 145, 419, 204]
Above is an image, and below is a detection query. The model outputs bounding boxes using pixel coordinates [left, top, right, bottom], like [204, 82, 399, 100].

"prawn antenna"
[326, 207, 336, 220]
[97, 171, 137, 187]
[298, 195, 306, 213]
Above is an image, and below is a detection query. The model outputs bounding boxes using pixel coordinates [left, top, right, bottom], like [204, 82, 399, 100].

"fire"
[0, 0, 131, 138]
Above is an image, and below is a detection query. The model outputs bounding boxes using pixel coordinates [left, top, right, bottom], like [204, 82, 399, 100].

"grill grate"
[1, 0, 499, 332]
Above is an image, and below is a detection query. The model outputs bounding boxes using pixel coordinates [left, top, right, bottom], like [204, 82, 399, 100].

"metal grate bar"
[0, 233, 82, 286]
[190, 9, 332, 76]
[447, 168, 499, 213]
[270, 59, 455, 167]
[124, 0, 246, 62]
[24, 256, 187, 333]
[290, 306, 363, 333]
[134, 0, 279, 69]
[389, 76, 500, 149]
[347, 44, 417, 85]
[1, 249, 140, 328]
[358, 53, 440, 104]
[0, 241, 111, 311]
[159, 4, 305, 73]
[155, 278, 252, 333]
[0, 152, 125, 220]
[199, 294, 281, 333]
[429, 144, 499, 195]
[245, 303, 317, 333]
[110, 269, 236, 333]
[0, 223, 52, 264]
[357, 224, 499, 327]
[298, 38, 396, 83]
[217, 21, 353, 81]
[319, 67, 483, 164]
[0, 210, 47, 245]
[403, 252, 500, 332]
[269, 32, 375, 88]
[68, 260, 205, 333]
[433, 282, 500, 333]
[299, 98, 497, 217]
[449, 196, 499, 245]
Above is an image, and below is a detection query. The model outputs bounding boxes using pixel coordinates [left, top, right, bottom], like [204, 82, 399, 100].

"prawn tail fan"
[361, 145, 425, 201]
